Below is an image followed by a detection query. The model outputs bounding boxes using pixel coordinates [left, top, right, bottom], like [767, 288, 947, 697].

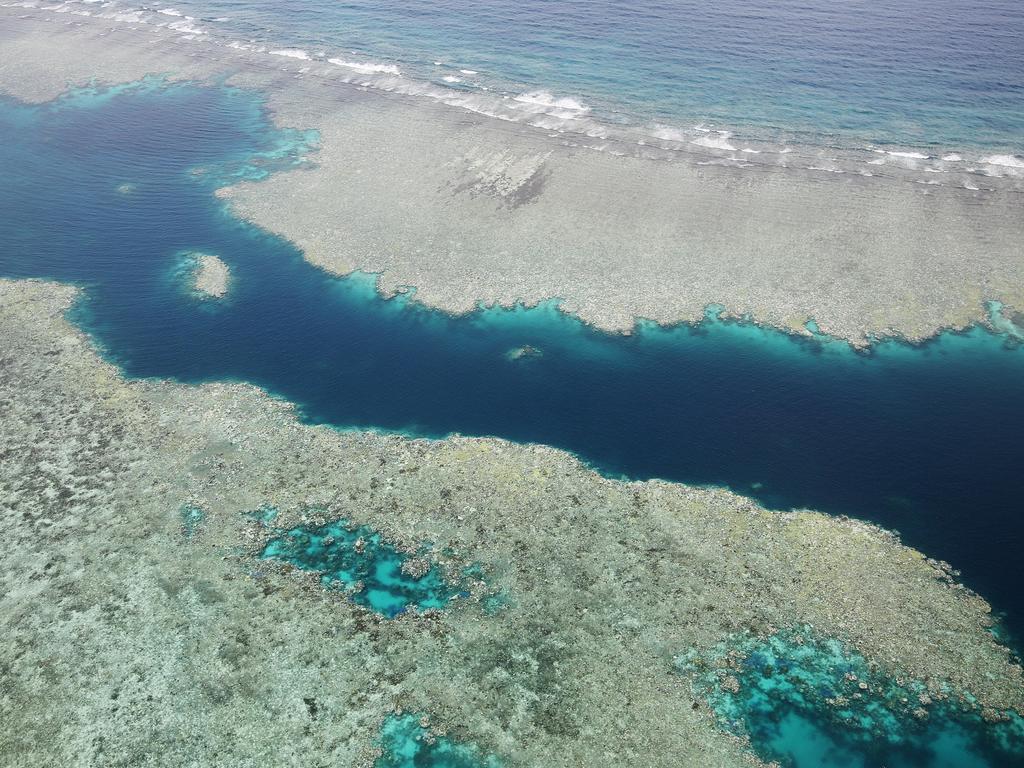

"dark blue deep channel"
[3, 79, 1024, 654]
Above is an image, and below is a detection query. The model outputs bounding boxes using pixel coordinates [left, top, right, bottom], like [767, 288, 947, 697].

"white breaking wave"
[513, 90, 589, 113]
[691, 132, 736, 151]
[228, 40, 265, 52]
[168, 17, 204, 34]
[15, 0, 1024, 193]
[981, 154, 1024, 168]
[885, 150, 929, 159]
[650, 126, 689, 142]
[96, 8, 145, 22]
[270, 48, 311, 60]
[328, 58, 401, 75]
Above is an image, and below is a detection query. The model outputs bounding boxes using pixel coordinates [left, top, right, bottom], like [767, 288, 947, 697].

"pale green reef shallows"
[2, 278, 1023, 766]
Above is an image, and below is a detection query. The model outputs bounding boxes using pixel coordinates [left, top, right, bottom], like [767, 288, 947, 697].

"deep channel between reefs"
[2, 80, 1024, 645]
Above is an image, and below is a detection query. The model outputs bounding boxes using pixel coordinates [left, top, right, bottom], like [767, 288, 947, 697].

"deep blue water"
[150, 0, 1024, 151]
[2, 83, 1023, 647]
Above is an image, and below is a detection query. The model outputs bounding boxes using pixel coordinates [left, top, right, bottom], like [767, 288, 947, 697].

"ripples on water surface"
[66, 0, 1024, 153]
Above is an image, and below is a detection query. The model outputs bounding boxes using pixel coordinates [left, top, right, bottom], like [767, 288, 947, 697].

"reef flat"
[2, 9, 1023, 345]
[220, 94, 1024, 345]
[189, 252, 229, 298]
[1, 278, 1022, 766]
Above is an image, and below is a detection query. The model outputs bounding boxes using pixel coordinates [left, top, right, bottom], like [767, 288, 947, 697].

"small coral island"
[190, 252, 230, 299]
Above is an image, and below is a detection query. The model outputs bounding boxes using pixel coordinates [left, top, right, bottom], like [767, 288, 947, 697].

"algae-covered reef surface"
[1, 279, 1022, 767]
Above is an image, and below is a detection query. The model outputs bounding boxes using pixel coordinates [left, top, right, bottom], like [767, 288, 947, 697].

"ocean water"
[2, 82, 1024, 765]
[19, 0, 1024, 159]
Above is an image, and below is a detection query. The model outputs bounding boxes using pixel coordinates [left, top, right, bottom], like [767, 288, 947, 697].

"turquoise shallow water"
[2, 82, 1023, 766]
[680, 629, 1024, 767]
[259, 517, 464, 617]
[376, 713, 499, 768]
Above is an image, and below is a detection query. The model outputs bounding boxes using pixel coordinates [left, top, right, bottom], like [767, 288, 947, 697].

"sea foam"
[168, 17, 204, 35]
[270, 48, 311, 60]
[885, 150, 929, 159]
[328, 58, 401, 75]
[691, 132, 737, 151]
[17, 0, 1024, 193]
[650, 126, 689, 142]
[513, 90, 589, 113]
[981, 154, 1024, 168]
